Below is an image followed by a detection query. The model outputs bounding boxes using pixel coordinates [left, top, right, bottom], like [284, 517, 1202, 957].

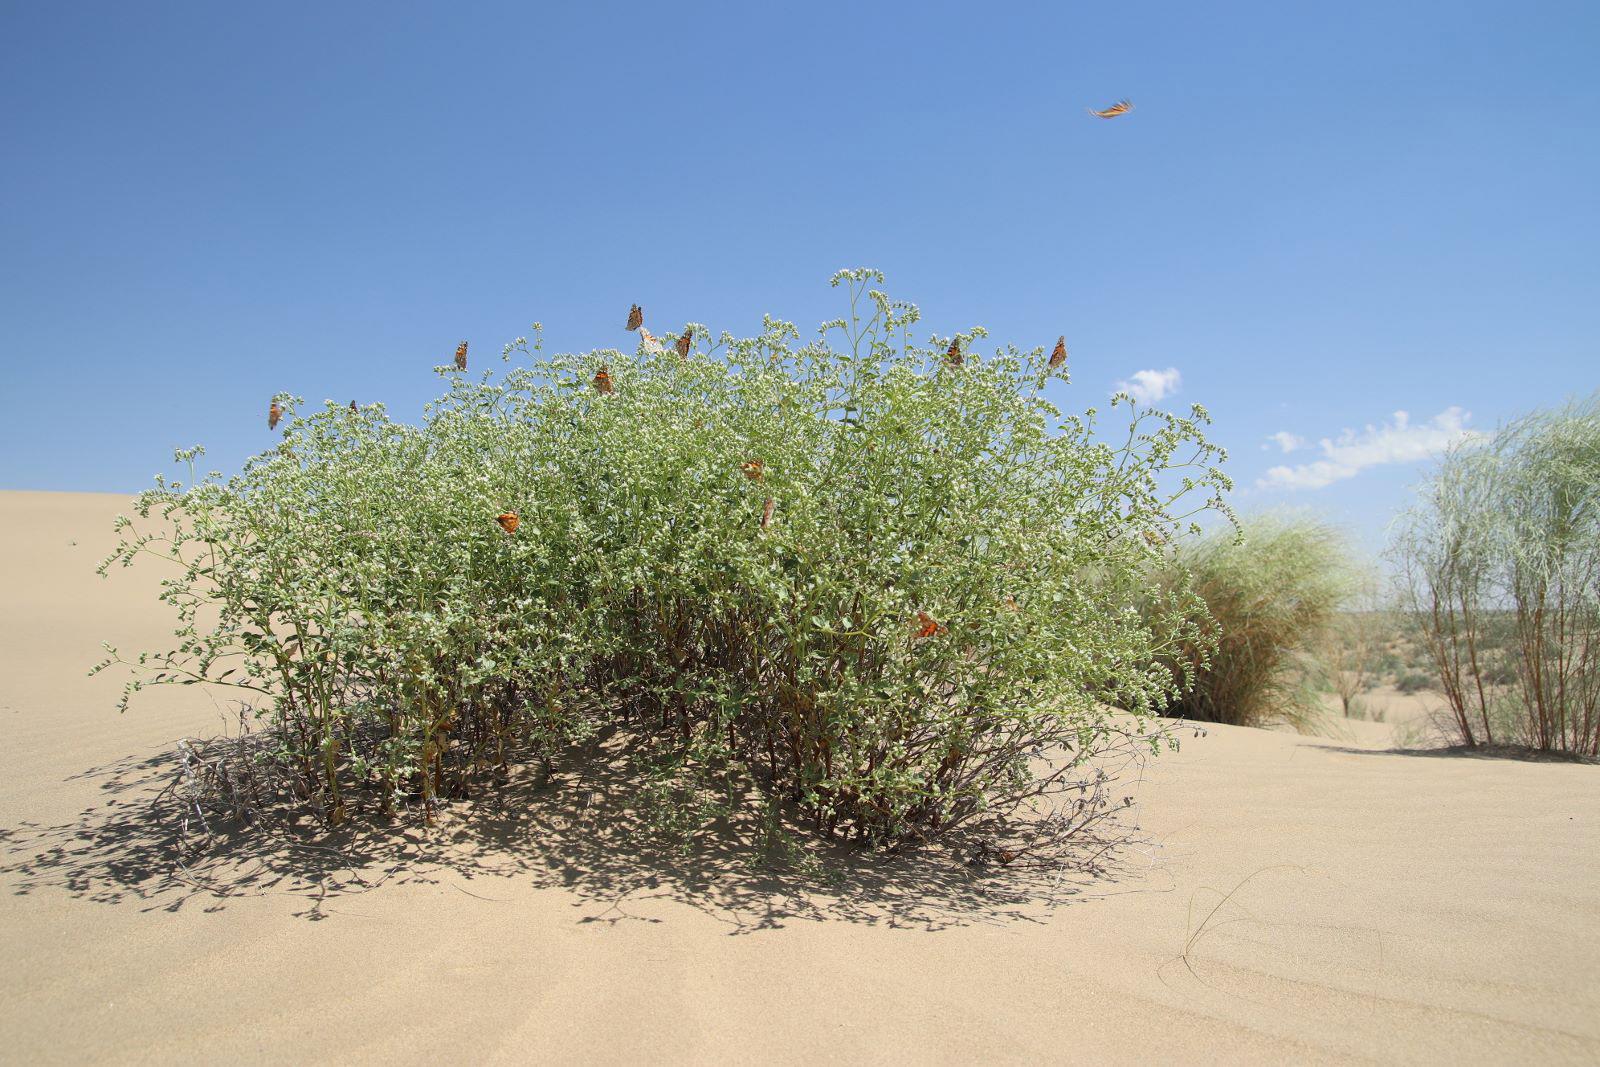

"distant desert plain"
[1, 491, 1596, 1064]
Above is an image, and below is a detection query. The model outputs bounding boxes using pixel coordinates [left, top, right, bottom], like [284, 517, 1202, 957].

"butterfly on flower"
[675, 328, 692, 359]
[349, 400, 358, 413]
[268, 401, 283, 430]
[638, 327, 665, 354]
[946, 338, 963, 367]
[593, 365, 614, 394]
[1088, 99, 1134, 119]
[455, 340, 468, 370]
[760, 497, 775, 529]
[1049, 336, 1067, 370]
[626, 304, 643, 331]
[913, 611, 945, 639]
[496, 512, 520, 534]
[741, 459, 764, 481]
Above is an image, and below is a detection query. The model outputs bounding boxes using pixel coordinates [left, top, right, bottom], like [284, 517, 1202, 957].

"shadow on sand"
[0, 742, 1143, 932]
[1313, 741, 1599, 765]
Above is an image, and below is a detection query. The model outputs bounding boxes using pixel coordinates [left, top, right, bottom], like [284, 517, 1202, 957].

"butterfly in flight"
[676, 328, 692, 359]
[1049, 336, 1067, 370]
[741, 458, 764, 481]
[455, 340, 468, 370]
[946, 338, 963, 367]
[760, 497, 775, 529]
[626, 304, 643, 331]
[1088, 99, 1134, 119]
[914, 611, 946, 639]
[593, 365, 614, 394]
[497, 512, 520, 534]
[268, 401, 283, 430]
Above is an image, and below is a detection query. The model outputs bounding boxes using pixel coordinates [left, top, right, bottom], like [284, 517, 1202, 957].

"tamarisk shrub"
[97, 270, 1231, 857]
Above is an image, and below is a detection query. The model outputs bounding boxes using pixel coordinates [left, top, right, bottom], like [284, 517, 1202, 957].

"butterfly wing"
[1049, 335, 1067, 369]
[626, 304, 643, 331]
[455, 341, 468, 370]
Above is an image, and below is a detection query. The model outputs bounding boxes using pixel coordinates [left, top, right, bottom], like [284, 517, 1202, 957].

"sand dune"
[2, 491, 1596, 1064]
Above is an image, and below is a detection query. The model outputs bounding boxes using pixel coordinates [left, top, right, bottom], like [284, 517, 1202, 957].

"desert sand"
[1, 491, 1596, 1064]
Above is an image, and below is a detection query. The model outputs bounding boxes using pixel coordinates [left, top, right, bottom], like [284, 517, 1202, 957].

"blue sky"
[3, 1, 1596, 557]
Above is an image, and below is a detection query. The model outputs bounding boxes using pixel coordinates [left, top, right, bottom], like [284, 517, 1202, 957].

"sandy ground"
[2, 491, 1597, 1065]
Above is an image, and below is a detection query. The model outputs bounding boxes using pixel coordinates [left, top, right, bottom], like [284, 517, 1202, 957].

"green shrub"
[96, 270, 1231, 858]
[1154, 515, 1353, 730]
[1395, 670, 1434, 695]
[1393, 395, 1600, 756]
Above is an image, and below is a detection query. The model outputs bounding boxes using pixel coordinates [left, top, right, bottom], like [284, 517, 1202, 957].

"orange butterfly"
[760, 497, 775, 529]
[455, 340, 468, 370]
[914, 611, 945, 639]
[946, 338, 963, 367]
[593, 365, 614, 394]
[268, 401, 283, 430]
[497, 512, 520, 534]
[638, 327, 664, 354]
[1088, 99, 1134, 119]
[675, 328, 692, 359]
[626, 304, 643, 331]
[741, 458, 764, 480]
[1049, 336, 1067, 370]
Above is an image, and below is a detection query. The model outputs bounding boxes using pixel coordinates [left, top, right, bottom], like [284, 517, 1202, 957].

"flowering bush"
[99, 270, 1230, 860]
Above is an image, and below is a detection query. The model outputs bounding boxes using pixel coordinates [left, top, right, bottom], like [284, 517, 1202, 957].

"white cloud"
[1265, 431, 1307, 453]
[1258, 407, 1480, 491]
[1116, 367, 1181, 405]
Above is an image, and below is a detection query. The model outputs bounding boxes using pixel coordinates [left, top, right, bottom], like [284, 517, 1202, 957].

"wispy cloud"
[1258, 407, 1480, 491]
[1116, 367, 1181, 405]
[1265, 431, 1307, 454]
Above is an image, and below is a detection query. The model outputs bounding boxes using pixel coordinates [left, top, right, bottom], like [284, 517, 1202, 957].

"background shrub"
[98, 271, 1232, 859]
[1395, 670, 1435, 695]
[1393, 395, 1600, 756]
[1153, 515, 1354, 730]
